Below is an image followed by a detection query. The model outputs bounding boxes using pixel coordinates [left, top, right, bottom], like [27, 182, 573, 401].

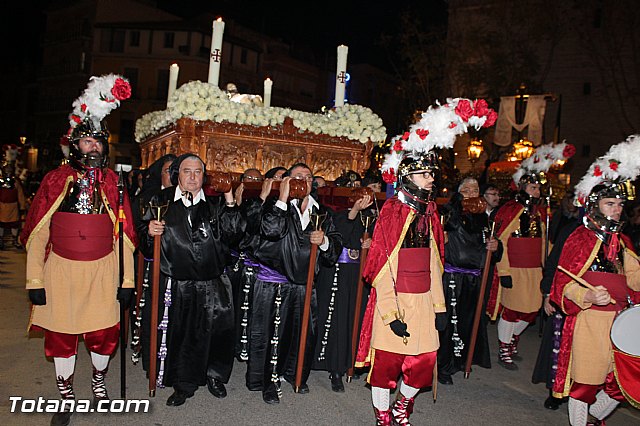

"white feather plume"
[575, 134, 640, 203]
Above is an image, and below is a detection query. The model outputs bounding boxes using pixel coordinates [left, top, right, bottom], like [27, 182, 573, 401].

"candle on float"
[334, 45, 348, 107]
[168, 63, 179, 103]
[263, 78, 273, 108]
[208, 17, 225, 86]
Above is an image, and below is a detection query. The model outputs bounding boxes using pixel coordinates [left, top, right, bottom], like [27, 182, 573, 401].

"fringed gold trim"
[381, 310, 399, 321]
[365, 348, 376, 384]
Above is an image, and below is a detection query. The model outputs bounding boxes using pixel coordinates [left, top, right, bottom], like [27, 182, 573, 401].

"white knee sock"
[568, 397, 588, 426]
[53, 355, 76, 380]
[399, 380, 419, 399]
[372, 386, 390, 411]
[90, 352, 109, 371]
[589, 390, 619, 420]
[497, 318, 515, 344]
[513, 320, 529, 336]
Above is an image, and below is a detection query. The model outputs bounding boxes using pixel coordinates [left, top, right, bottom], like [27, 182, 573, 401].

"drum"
[610, 304, 640, 355]
[611, 304, 640, 408]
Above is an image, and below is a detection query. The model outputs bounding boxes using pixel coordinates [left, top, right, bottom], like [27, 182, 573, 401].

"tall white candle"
[208, 18, 225, 86]
[168, 63, 179, 104]
[335, 45, 349, 107]
[263, 78, 273, 108]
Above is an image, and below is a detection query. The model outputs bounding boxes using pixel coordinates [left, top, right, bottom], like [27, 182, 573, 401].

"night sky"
[1, 1, 447, 74]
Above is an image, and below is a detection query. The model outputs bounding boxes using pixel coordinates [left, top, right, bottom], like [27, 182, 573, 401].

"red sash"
[582, 271, 628, 312]
[396, 247, 431, 294]
[50, 212, 113, 261]
[0, 187, 18, 203]
[507, 237, 542, 268]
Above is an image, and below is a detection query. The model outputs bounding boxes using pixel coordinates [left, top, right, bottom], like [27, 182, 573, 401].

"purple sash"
[257, 263, 289, 283]
[444, 263, 481, 277]
[337, 247, 360, 264]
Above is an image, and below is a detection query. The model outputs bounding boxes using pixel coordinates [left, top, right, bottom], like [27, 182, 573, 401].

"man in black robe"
[141, 154, 245, 406]
[437, 177, 501, 384]
[312, 175, 379, 392]
[132, 153, 176, 372]
[246, 163, 342, 404]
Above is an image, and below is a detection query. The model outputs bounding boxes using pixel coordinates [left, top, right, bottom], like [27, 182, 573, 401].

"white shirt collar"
[174, 186, 205, 207]
[291, 195, 319, 229]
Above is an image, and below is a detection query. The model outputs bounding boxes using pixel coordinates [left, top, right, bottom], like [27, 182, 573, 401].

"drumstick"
[558, 266, 616, 304]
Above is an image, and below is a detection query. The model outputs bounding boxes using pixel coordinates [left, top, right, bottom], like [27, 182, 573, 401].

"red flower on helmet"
[473, 99, 490, 117]
[483, 110, 498, 127]
[594, 166, 603, 177]
[111, 78, 132, 101]
[71, 115, 82, 124]
[609, 160, 619, 171]
[80, 104, 87, 113]
[563, 144, 576, 159]
[382, 169, 396, 184]
[402, 131, 410, 140]
[393, 139, 404, 152]
[416, 129, 429, 140]
[455, 99, 474, 122]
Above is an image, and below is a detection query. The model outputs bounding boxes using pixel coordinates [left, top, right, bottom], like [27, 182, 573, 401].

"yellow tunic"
[370, 210, 446, 356]
[25, 182, 134, 334]
[495, 209, 545, 315]
[562, 246, 640, 385]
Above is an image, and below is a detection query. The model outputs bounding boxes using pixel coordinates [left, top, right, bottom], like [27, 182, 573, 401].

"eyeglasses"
[293, 176, 314, 182]
[243, 176, 263, 182]
[484, 192, 500, 197]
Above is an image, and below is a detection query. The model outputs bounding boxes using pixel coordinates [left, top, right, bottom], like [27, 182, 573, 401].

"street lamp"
[467, 138, 484, 168]
[508, 138, 534, 161]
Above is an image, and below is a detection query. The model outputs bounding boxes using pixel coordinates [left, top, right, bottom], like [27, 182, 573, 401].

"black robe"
[312, 208, 374, 375]
[228, 197, 263, 360]
[531, 218, 580, 388]
[438, 195, 503, 377]
[139, 188, 245, 392]
[246, 196, 342, 391]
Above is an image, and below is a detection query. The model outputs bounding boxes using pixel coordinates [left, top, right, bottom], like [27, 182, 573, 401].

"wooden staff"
[464, 221, 495, 378]
[346, 231, 370, 382]
[558, 266, 616, 304]
[149, 232, 161, 397]
[117, 171, 127, 398]
[295, 242, 318, 392]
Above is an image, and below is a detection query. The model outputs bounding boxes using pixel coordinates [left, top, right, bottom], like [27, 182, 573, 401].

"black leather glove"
[389, 319, 410, 338]
[500, 276, 513, 289]
[29, 288, 46, 306]
[435, 313, 447, 331]
[117, 288, 134, 307]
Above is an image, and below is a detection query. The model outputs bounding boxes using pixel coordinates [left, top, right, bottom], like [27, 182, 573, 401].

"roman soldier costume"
[21, 74, 136, 426]
[0, 145, 26, 249]
[488, 142, 575, 369]
[356, 98, 497, 425]
[551, 135, 640, 426]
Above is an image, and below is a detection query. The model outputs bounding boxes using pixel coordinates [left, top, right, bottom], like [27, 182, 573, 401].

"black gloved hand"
[435, 313, 448, 331]
[29, 288, 47, 305]
[117, 288, 134, 307]
[389, 319, 410, 338]
[500, 276, 513, 289]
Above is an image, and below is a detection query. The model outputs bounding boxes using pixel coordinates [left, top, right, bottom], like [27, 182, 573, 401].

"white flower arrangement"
[512, 141, 576, 185]
[574, 134, 640, 204]
[134, 81, 386, 144]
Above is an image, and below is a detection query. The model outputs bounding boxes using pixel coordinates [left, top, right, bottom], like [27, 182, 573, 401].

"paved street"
[1, 247, 638, 426]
